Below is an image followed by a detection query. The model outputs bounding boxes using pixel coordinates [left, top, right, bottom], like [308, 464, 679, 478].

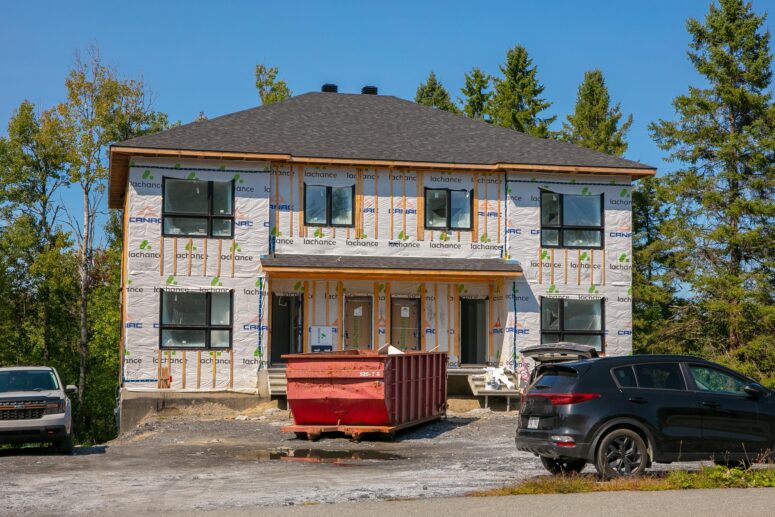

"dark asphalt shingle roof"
[260, 254, 523, 273]
[116, 92, 653, 170]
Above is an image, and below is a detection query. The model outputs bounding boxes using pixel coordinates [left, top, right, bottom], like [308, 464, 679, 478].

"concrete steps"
[267, 367, 287, 397]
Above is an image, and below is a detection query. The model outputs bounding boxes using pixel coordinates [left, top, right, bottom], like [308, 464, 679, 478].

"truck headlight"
[44, 400, 65, 414]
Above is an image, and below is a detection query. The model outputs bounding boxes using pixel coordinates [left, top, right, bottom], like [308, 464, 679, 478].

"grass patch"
[472, 466, 775, 496]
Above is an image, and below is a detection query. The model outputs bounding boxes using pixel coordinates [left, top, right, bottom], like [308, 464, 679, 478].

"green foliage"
[415, 72, 460, 113]
[476, 466, 775, 496]
[460, 67, 491, 120]
[489, 45, 556, 137]
[644, 0, 774, 360]
[0, 47, 170, 445]
[561, 70, 633, 156]
[255, 64, 292, 105]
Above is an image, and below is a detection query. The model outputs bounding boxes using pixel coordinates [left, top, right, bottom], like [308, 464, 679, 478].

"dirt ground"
[0, 400, 696, 516]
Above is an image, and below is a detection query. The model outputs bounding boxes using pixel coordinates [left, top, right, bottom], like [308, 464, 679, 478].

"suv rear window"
[633, 363, 685, 390]
[531, 368, 578, 392]
[613, 366, 637, 387]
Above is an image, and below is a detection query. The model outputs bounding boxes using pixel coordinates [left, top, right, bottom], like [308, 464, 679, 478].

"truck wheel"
[57, 435, 74, 455]
[595, 428, 648, 478]
[540, 456, 586, 475]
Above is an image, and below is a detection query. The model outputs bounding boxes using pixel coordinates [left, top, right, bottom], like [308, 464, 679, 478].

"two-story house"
[109, 86, 654, 405]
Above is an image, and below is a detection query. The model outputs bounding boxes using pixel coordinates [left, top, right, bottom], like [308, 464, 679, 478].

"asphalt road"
[198, 488, 775, 517]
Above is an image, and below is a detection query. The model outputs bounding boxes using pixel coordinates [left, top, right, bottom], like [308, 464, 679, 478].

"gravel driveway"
[0, 401, 704, 516]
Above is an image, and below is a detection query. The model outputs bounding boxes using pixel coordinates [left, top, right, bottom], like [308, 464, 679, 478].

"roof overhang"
[260, 254, 522, 282]
[108, 146, 657, 209]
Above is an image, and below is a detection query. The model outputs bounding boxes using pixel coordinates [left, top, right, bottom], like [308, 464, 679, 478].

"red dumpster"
[280, 350, 447, 440]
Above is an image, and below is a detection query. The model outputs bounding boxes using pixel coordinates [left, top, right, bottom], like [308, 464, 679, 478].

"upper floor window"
[304, 184, 354, 227]
[159, 290, 232, 349]
[163, 178, 234, 238]
[425, 188, 472, 230]
[540, 191, 603, 248]
[541, 297, 604, 351]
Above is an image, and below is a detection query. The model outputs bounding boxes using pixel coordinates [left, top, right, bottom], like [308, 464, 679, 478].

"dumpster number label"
[359, 371, 379, 377]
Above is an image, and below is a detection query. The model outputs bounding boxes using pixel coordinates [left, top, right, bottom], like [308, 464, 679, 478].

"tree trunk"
[78, 189, 90, 404]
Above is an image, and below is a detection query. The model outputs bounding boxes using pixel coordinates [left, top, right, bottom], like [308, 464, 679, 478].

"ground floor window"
[540, 297, 604, 351]
[159, 290, 233, 349]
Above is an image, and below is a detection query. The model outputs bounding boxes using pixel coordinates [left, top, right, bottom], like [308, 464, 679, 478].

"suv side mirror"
[744, 383, 765, 398]
[65, 385, 77, 395]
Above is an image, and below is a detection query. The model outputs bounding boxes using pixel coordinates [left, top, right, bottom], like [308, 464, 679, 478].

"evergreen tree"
[255, 64, 292, 105]
[561, 70, 633, 156]
[490, 45, 555, 137]
[460, 67, 491, 120]
[648, 0, 775, 358]
[415, 72, 460, 113]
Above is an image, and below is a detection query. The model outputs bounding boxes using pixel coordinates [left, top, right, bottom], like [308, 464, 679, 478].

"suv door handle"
[701, 401, 720, 408]
[628, 396, 647, 404]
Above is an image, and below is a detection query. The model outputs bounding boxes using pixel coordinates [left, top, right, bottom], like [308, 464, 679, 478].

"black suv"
[516, 353, 774, 477]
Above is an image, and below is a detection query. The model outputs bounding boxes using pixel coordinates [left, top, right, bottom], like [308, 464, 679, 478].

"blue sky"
[1, 0, 772, 235]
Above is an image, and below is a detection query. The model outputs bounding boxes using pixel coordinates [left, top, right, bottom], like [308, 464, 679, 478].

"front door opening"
[460, 298, 487, 365]
[270, 294, 302, 365]
[344, 296, 372, 350]
[391, 298, 420, 351]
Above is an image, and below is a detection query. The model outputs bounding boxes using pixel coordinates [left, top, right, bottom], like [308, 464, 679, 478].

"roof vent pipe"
[361, 85, 378, 95]
[321, 83, 338, 93]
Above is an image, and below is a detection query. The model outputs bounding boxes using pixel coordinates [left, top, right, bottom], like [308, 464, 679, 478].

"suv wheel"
[540, 456, 586, 475]
[595, 429, 648, 478]
[56, 434, 74, 455]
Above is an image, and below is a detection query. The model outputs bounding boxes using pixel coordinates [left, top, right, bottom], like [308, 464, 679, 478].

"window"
[689, 365, 747, 395]
[162, 178, 234, 238]
[541, 298, 604, 351]
[540, 191, 603, 248]
[0, 370, 59, 392]
[304, 184, 354, 227]
[159, 290, 233, 349]
[633, 363, 685, 390]
[612, 366, 637, 388]
[425, 188, 472, 230]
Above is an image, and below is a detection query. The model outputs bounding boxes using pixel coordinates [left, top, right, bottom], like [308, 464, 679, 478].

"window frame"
[540, 190, 605, 249]
[424, 188, 474, 231]
[161, 177, 235, 239]
[158, 289, 234, 350]
[540, 297, 606, 352]
[303, 184, 355, 228]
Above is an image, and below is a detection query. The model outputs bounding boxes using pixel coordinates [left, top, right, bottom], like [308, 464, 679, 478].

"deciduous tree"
[255, 64, 292, 105]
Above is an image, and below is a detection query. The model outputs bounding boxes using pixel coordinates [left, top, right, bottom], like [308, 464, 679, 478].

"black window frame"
[158, 289, 234, 350]
[161, 177, 235, 239]
[540, 190, 604, 249]
[540, 297, 606, 352]
[303, 184, 355, 228]
[424, 188, 473, 231]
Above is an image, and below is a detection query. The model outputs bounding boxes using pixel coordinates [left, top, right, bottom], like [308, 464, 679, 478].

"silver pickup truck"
[0, 366, 76, 454]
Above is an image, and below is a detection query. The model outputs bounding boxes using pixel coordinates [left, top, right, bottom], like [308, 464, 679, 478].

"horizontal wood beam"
[262, 266, 521, 282]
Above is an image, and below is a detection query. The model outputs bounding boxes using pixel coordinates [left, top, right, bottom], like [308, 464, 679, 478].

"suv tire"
[56, 435, 74, 455]
[595, 428, 648, 478]
[540, 456, 586, 475]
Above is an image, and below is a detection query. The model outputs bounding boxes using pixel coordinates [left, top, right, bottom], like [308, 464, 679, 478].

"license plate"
[527, 417, 539, 429]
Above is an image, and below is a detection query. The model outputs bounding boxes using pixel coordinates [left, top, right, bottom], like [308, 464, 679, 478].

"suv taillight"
[528, 393, 601, 405]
